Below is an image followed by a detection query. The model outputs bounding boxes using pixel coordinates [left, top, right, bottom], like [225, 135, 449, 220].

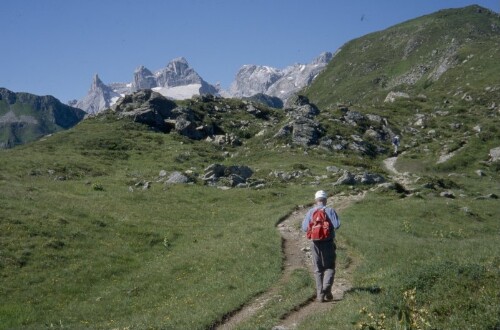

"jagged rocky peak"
[132, 65, 156, 91]
[75, 73, 121, 115]
[91, 74, 106, 92]
[227, 51, 334, 102]
[156, 57, 204, 87]
[229, 65, 282, 97]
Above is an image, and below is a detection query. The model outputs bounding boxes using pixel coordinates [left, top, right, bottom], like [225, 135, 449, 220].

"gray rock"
[356, 172, 385, 184]
[366, 114, 383, 123]
[474, 193, 498, 200]
[326, 166, 340, 173]
[166, 171, 189, 184]
[202, 164, 253, 186]
[440, 191, 455, 198]
[344, 110, 365, 126]
[384, 91, 410, 103]
[334, 170, 356, 185]
[489, 147, 500, 162]
[475, 169, 486, 177]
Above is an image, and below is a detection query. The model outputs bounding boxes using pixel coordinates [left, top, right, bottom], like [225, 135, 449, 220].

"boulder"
[202, 164, 253, 187]
[489, 147, 500, 162]
[344, 111, 365, 126]
[440, 191, 455, 198]
[112, 90, 177, 131]
[356, 172, 385, 184]
[334, 170, 356, 185]
[384, 91, 410, 103]
[166, 171, 189, 184]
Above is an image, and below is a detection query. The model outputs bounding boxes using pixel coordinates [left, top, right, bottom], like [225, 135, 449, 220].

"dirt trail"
[215, 191, 365, 330]
[383, 157, 400, 175]
[382, 156, 416, 192]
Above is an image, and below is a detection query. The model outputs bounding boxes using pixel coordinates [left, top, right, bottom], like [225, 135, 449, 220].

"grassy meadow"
[1, 100, 499, 329]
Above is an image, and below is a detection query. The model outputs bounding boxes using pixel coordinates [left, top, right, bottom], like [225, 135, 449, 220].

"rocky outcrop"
[202, 164, 254, 187]
[111, 90, 177, 132]
[334, 170, 385, 186]
[274, 96, 323, 147]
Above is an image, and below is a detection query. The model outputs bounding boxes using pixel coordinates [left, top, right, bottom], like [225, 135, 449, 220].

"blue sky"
[1, 0, 498, 103]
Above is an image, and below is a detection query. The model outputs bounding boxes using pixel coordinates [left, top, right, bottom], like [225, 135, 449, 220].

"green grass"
[0, 116, 324, 329]
[297, 193, 500, 329]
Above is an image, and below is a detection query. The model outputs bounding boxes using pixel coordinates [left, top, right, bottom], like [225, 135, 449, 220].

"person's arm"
[327, 208, 340, 229]
[302, 209, 312, 232]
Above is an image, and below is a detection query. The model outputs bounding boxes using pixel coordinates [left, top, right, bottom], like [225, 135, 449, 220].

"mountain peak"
[91, 74, 105, 91]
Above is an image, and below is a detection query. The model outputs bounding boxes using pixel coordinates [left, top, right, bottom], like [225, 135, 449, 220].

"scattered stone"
[202, 164, 253, 187]
[159, 170, 168, 178]
[366, 113, 383, 123]
[475, 169, 486, 177]
[440, 191, 455, 198]
[334, 170, 356, 185]
[326, 166, 340, 173]
[475, 193, 498, 200]
[356, 172, 385, 184]
[384, 91, 410, 103]
[166, 171, 189, 184]
[489, 147, 500, 162]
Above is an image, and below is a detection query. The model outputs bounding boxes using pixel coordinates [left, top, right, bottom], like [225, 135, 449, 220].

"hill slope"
[0, 88, 85, 148]
[305, 5, 500, 109]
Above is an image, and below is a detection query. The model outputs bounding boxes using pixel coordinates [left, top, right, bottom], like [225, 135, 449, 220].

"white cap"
[315, 190, 327, 200]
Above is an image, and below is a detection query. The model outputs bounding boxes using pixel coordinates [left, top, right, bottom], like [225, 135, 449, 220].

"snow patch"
[153, 84, 202, 100]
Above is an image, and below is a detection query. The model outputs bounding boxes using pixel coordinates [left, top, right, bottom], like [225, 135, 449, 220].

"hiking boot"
[324, 291, 334, 301]
[317, 293, 325, 302]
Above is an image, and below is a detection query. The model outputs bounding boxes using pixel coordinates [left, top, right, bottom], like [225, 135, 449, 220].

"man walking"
[302, 190, 340, 302]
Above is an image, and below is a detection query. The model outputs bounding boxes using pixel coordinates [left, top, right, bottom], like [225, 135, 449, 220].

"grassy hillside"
[0, 114, 347, 329]
[305, 5, 500, 109]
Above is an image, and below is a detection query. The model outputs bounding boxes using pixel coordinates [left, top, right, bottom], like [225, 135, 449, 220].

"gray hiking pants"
[311, 239, 336, 297]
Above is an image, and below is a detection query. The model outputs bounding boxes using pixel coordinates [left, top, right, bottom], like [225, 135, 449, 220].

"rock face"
[132, 66, 156, 91]
[75, 74, 121, 115]
[0, 88, 85, 148]
[75, 58, 218, 114]
[274, 96, 323, 147]
[228, 52, 333, 103]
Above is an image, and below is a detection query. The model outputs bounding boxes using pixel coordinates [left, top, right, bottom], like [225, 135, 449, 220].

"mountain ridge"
[0, 87, 86, 148]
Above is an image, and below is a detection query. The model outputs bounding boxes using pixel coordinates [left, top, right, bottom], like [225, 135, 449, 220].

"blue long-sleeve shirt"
[302, 205, 340, 239]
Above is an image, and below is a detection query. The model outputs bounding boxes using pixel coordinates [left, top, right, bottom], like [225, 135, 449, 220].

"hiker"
[392, 135, 400, 155]
[302, 190, 340, 302]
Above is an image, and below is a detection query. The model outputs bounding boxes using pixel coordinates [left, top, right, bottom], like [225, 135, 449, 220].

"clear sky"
[1, 0, 498, 103]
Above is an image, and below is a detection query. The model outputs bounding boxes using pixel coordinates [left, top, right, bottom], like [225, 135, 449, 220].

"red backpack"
[306, 207, 332, 241]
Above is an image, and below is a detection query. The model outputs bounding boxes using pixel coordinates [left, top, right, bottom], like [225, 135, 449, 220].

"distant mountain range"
[72, 53, 334, 114]
[0, 88, 85, 148]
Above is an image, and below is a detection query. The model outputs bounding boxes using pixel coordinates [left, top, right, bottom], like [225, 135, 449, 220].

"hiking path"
[215, 191, 366, 329]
